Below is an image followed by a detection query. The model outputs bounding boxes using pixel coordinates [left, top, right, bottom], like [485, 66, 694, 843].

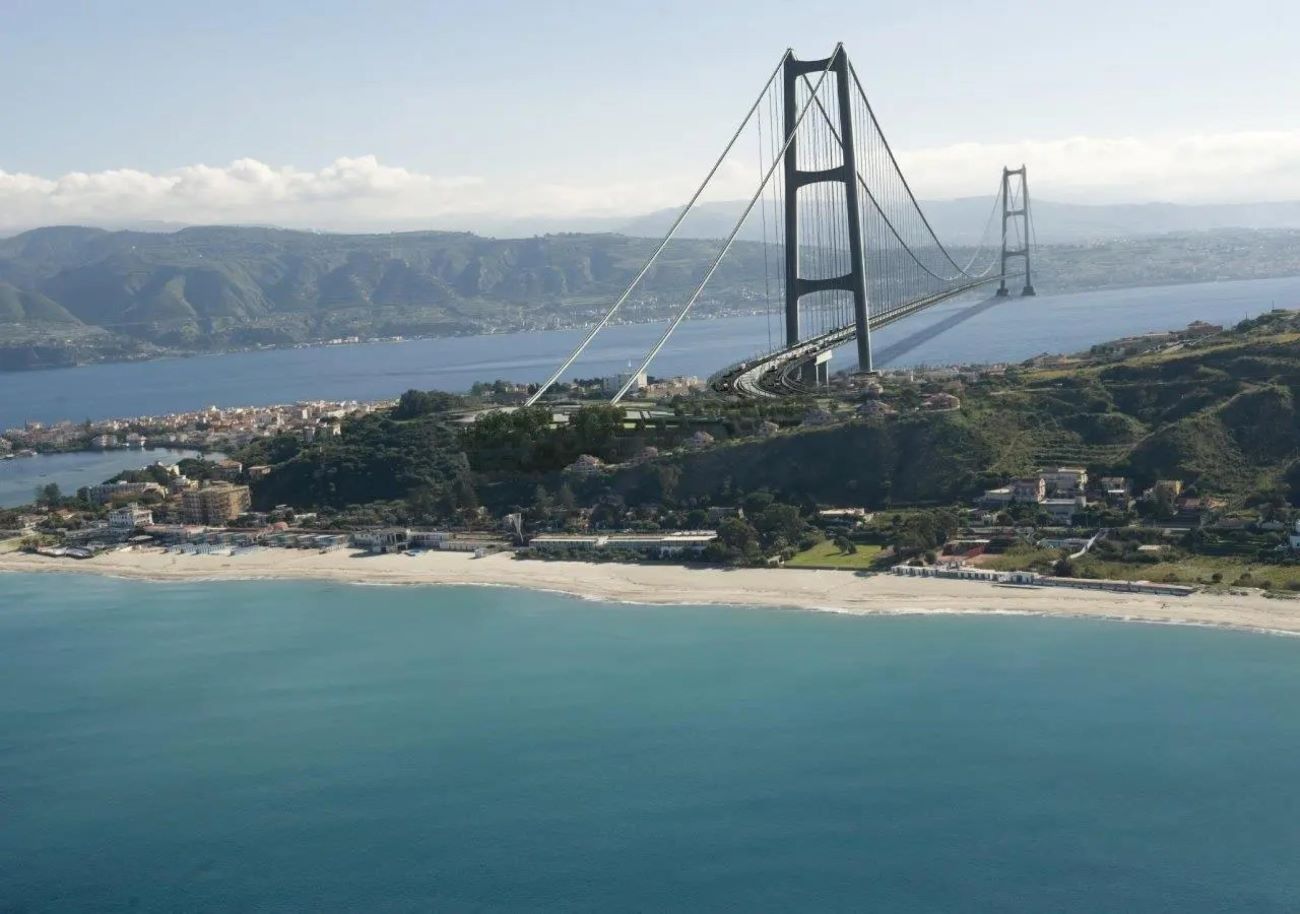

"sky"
[2, 0, 1298, 233]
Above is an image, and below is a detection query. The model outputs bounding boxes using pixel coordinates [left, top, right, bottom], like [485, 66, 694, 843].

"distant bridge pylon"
[525, 43, 1035, 405]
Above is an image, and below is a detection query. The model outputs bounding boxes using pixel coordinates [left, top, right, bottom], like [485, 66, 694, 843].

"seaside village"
[5, 321, 1300, 598]
[8, 384, 1300, 598]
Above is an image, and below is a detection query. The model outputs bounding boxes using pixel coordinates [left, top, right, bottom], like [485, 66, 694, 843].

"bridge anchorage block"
[1021, 285, 1036, 297]
[995, 287, 1011, 297]
[799, 350, 833, 387]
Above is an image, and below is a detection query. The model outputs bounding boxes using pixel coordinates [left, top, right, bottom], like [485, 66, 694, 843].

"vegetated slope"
[612, 313, 1300, 508]
[232, 312, 1300, 518]
[0, 282, 80, 324]
[0, 225, 769, 348]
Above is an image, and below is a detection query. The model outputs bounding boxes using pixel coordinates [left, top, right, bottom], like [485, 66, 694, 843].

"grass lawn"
[1077, 556, 1300, 590]
[787, 540, 887, 570]
[977, 544, 1062, 572]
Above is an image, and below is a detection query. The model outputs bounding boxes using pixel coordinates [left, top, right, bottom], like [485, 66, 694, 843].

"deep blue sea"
[3, 275, 1300, 429]
[3, 573, 1299, 912]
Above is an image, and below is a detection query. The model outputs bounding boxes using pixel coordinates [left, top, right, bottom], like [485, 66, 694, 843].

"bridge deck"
[710, 277, 1004, 398]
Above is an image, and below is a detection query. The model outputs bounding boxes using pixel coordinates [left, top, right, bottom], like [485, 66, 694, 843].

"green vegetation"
[787, 540, 886, 569]
[196, 311, 1300, 578]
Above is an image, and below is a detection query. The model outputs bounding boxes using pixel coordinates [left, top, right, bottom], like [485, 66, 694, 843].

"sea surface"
[2, 573, 1299, 912]
[3, 275, 1299, 428]
[0, 448, 204, 508]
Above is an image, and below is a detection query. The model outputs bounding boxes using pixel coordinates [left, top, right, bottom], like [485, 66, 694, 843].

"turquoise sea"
[3, 573, 1299, 912]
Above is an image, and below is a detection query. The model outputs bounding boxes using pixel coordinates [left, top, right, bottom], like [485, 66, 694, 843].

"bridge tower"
[997, 165, 1035, 297]
[782, 47, 873, 376]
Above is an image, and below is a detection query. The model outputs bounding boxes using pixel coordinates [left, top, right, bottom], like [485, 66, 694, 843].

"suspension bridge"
[527, 43, 1036, 405]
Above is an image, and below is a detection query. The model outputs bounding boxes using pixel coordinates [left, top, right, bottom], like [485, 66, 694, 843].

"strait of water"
[3, 275, 1299, 429]
[2, 573, 1299, 912]
[0, 448, 204, 508]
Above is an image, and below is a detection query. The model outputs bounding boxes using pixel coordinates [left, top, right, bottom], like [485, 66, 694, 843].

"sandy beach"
[3, 546, 1299, 635]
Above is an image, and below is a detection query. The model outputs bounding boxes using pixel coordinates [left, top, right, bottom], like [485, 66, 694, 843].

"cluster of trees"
[249, 412, 473, 513]
[704, 491, 818, 565]
[463, 405, 628, 473]
[392, 389, 467, 420]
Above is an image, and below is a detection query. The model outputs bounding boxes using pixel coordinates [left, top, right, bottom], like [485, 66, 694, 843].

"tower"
[782, 46, 873, 375]
[997, 165, 1035, 297]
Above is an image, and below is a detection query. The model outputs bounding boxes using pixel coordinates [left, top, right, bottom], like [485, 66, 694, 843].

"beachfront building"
[351, 528, 410, 554]
[530, 531, 717, 558]
[108, 504, 154, 530]
[181, 482, 252, 525]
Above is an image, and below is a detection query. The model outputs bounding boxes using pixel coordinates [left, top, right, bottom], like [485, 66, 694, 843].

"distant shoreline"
[3, 548, 1298, 637]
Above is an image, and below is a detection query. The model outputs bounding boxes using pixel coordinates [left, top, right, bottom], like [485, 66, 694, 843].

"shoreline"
[3, 548, 1299, 636]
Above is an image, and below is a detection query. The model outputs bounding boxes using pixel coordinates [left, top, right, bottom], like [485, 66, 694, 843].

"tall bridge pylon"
[524, 44, 1034, 405]
[782, 48, 873, 373]
[997, 165, 1036, 297]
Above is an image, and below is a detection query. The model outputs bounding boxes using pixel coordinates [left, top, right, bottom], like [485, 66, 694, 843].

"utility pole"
[997, 165, 1035, 297]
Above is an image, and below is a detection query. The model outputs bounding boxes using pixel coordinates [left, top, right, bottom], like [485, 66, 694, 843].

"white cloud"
[898, 131, 1300, 203]
[4, 130, 1300, 234]
[0, 156, 488, 232]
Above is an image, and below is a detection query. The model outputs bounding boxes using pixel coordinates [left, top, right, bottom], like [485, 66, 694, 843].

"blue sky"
[2, 0, 1297, 230]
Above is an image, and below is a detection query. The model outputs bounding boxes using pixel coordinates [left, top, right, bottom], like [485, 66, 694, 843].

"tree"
[530, 485, 554, 524]
[34, 483, 61, 508]
[557, 483, 577, 513]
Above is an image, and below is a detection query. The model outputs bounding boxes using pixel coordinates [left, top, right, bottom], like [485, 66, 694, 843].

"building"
[1042, 497, 1087, 525]
[530, 531, 717, 558]
[603, 371, 648, 395]
[980, 487, 1015, 507]
[87, 481, 164, 505]
[1040, 467, 1088, 496]
[350, 528, 410, 554]
[1097, 476, 1132, 508]
[922, 392, 961, 411]
[91, 434, 119, 449]
[565, 454, 605, 477]
[108, 504, 154, 530]
[181, 483, 252, 525]
[211, 459, 244, 481]
[1149, 479, 1184, 500]
[1009, 477, 1046, 503]
[1290, 520, 1300, 551]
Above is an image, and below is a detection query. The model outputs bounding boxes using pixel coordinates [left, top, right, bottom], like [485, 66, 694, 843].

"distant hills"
[10, 198, 1300, 245]
[0, 225, 769, 368]
[2, 220, 1300, 372]
[607, 198, 1300, 245]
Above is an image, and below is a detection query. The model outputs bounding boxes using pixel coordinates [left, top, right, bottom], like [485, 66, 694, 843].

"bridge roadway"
[710, 277, 1003, 398]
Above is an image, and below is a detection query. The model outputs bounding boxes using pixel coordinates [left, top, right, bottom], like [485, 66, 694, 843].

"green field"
[1076, 556, 1300, 590]
[787, 540, 887, 570]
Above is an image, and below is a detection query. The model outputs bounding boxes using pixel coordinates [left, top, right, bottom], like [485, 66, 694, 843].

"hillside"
[3, 223, 1300, 371]
[230, 311, 1300, 526]
[0, 226, 767, 353]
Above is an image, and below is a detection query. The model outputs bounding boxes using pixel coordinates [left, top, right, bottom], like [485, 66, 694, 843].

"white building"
[531, 531, 717, 558]
[109, 504, 154, 530]
[1040, 467, 1088, 496]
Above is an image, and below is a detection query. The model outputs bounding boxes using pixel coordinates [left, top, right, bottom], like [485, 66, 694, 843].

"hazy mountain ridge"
[3, 221, 1300, 372]
[613, 198, 1300, 245]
